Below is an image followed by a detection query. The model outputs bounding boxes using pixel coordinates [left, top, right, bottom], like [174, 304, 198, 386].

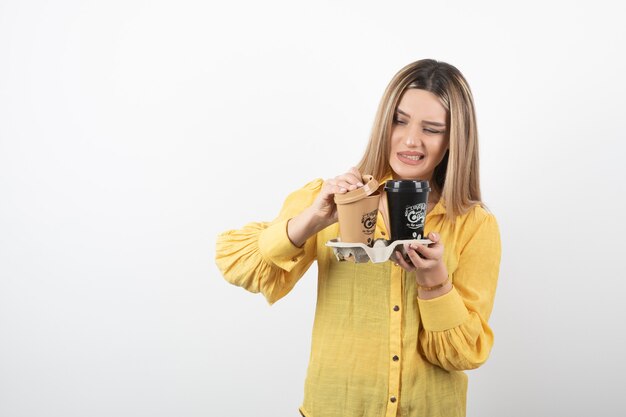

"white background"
[1, 1, 625, 416]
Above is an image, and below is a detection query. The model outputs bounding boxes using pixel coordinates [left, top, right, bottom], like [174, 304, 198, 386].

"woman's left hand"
[394, 232, 449, 287]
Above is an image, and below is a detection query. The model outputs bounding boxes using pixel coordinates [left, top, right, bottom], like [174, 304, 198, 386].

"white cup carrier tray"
[326, 238, 433, 263]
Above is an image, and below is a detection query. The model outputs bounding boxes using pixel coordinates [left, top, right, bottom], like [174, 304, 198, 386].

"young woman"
[216, 59, 501, 417]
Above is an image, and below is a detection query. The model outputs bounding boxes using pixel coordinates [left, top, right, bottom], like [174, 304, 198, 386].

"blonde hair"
[356, 59, 484, 221]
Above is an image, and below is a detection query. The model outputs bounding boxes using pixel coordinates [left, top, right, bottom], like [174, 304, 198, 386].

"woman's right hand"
[287, 167, 364, 248]
[310, 167, 364, 228]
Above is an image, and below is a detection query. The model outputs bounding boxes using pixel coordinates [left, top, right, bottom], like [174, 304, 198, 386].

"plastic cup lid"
[384, 179, 431, 192]
[334, 175, 380, 204]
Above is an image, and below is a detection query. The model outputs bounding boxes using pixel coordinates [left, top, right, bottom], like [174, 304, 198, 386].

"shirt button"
[393, 305, 400, 312]
[393, 355, 399, 361]
[291, 257, 298, 262]
[390, 396, 397, 403]
[381, 231, 386, 236]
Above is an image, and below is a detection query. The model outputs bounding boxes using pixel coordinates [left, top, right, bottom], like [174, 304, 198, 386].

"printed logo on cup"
[361, 209, 377, 235]
[405, 203, 426, 230]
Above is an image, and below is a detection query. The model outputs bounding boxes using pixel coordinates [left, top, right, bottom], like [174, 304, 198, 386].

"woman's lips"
[397, 152, 425, 165]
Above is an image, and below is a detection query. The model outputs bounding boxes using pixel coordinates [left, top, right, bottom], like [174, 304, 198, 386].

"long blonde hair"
[356, 59, 483, 221]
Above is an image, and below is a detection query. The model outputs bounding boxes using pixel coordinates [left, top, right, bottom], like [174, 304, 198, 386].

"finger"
[339, 170, 363, 185]
[325, 178, 338, 190]
[334, 179, 359, 191]
[348, 167, 364, 185]
[427, 232, 440, 245]
[336, 173, 363, 188]
[323, 181, 347, 195]
[410, 243, 441, 261]
[394, 250, 415, 272]
[330, 184, 348, 194]
[405, 243, 427, 269]
[323, 181, 338, 192]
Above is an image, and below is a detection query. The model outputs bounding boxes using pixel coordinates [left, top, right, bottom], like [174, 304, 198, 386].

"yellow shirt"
[215, 177, 501, 417]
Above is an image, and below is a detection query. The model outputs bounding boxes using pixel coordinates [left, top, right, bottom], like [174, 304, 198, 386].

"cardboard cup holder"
[326, 238, 433, 264]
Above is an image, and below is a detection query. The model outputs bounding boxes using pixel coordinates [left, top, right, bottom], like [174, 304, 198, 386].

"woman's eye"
[424, 129, 444, 134]
[393, 117, 407, 125]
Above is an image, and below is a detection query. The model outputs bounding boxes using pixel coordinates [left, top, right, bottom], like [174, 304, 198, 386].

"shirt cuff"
[418, 287, 470, 331]
[258, 219, 306, 271]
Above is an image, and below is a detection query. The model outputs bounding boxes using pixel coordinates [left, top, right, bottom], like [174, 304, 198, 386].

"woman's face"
[389, 88, 449, 182]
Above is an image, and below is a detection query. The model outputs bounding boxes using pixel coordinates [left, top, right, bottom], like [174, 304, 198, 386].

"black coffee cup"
[384, 180, 431, 241]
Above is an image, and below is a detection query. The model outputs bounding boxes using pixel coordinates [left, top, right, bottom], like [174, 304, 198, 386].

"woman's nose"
[405, 127, 422, 147]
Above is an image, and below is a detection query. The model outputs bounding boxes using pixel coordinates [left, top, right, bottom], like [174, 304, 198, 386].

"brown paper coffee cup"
[334, 175, 380, 245]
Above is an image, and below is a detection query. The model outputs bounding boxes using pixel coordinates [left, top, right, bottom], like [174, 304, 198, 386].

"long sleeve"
[215, 179, 323, 305]
[417, 211, 501, 371]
